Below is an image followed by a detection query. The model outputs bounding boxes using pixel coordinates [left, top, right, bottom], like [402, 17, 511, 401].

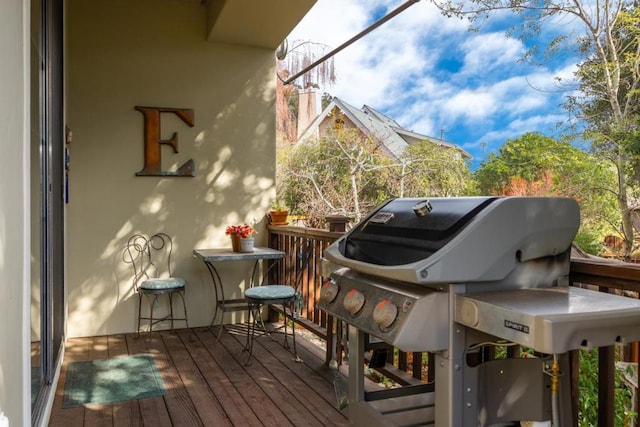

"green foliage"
[578, 349, 637, 426]
[398, 140, 475, 197]
[320, 92, 333, 111]
[566, 5, 640, 259]
[281, 127, 395, 226]
[430, 0, 640, 261]
[279, 127, 475, 226]
[476, 133, 591, 194]
[474, 133, 619, 255]
[270, 199, 288, 212]
[573, 231, 606, 256]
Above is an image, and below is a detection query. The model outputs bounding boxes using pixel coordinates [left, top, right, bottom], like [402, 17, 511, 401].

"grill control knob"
[320, 279, 339, 303]
[373, 299, 398, 329]
[343, 289, 365, 315]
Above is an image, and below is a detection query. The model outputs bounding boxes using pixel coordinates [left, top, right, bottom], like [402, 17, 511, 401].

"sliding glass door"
[31, 0, 65, 423]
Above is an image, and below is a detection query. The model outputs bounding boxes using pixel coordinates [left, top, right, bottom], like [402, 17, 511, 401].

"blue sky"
[286, 0, 581, 170]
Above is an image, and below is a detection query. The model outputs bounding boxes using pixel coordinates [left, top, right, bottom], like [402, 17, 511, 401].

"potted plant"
[225, 224, 257, 252]
[268, 201, 289, 225]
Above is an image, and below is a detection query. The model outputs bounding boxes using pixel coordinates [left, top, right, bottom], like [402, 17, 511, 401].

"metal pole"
[282, 0, 421, 85]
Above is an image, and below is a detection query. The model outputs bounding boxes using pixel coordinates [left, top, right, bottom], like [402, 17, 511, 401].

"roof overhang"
[205, 0, 316, 49]
[393, 127, 473, 159]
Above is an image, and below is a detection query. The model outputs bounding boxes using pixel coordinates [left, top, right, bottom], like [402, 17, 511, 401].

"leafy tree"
[475, 133, 618, 254]
[565, 6, 640, 259]
[281, 127, 394, 226]
[431, 0, 640, 260]
[320, 92, 333, 111]
[500, 171, 554, 196]
[395, 141, 475, 197]
[280, 127, 476, 227]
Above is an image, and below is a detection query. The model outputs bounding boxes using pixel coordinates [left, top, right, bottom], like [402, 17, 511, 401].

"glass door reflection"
[30, 0, 43, 410]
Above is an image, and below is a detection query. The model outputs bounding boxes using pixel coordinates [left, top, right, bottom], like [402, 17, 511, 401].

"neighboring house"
[297, 96, 472, 161]
[0, 0, 315, 425]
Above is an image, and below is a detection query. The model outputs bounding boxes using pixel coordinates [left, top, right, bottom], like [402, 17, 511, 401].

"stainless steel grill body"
[318, 196, 640, 426]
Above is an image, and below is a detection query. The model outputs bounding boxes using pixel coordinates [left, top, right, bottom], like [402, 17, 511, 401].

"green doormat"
[63, 354, 166, 408]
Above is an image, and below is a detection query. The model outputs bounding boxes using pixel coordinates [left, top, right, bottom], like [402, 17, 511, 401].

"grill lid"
[324, 197, 580, 286]
[344, 197, 499, 266]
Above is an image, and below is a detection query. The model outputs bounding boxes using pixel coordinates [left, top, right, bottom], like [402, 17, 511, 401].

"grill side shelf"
[455, 286, 640, 354]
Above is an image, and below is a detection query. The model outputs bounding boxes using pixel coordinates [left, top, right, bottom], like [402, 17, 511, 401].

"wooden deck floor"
[48, 325, 348, 426]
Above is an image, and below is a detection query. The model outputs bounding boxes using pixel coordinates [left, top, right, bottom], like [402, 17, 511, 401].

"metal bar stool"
[243, 239, 312, 364]
[124, 233, 189, 336]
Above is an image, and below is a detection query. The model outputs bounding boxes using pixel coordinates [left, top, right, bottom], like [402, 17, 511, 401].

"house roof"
[298, 97, 471, 160]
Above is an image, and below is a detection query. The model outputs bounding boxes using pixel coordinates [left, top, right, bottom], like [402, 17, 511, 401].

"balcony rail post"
[599, 345, 615, 427]
[325, 215, 350, 232]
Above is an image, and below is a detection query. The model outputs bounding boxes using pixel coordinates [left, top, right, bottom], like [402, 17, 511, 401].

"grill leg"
[434, 285, 467, 425]
[348, 326, 365, 404]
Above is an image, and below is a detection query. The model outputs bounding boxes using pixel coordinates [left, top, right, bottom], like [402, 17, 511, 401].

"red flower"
[225, 224, 257, 238]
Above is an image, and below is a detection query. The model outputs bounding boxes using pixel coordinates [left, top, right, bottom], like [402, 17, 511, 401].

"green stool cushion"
[140, 277, 186, 291]
[245, 285, 295, 301]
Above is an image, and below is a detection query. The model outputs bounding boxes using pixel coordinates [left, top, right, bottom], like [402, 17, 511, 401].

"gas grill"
[318, 197, 640, 426]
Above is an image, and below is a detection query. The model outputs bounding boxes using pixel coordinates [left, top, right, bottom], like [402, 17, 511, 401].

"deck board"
[182, 329, 263, 427]
[125, 333, 173, 427]
[48, 326, 348, 426]
[210, 328, 297, 427]
[218, 327, 322, 427]
[49, 336, 91, 427]
[85, 335, 113, 427]
[145, 331, 203, 427]
[109, 334, 143, 427]
[161, 331, 231, 426]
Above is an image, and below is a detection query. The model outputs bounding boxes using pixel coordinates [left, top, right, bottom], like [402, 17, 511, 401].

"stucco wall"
[0, 0, 29, 423]
[66, 0, 278, 337]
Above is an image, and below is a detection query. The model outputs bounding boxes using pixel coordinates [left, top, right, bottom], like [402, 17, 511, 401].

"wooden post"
[412, 352, 422, 380]
[326, 215, 350, 232]
[599, 345, 615, 427]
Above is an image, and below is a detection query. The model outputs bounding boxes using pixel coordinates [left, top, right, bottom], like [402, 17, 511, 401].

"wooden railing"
[268, 224, 640, 426]
[267, 225, 343, 363]
[570, 257, 640, 427]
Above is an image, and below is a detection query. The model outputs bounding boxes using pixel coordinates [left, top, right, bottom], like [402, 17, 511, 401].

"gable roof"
[297, 97, 471, 160]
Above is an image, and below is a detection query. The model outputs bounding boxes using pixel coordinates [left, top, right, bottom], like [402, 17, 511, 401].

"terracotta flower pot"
[268, 210, 289, 225]
[230, 235, 241, 252]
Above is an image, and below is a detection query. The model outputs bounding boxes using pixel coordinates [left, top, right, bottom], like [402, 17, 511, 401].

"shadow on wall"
[66, 0, 281, 337]
[67, 64, 280, 336]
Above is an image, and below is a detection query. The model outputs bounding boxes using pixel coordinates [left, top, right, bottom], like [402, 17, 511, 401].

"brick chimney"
[297, 89, 319, 139]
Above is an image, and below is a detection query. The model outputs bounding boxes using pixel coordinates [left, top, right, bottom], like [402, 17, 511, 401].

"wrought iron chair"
[124, 233, 189, 336]
[243, 239, 312, 364]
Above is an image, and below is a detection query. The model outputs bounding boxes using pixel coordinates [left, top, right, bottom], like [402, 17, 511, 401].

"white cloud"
[444, 89, 499, 120]
[472, 112, 567, 149]
[286, 0, 578, 166]
[460, 33, 525, 74]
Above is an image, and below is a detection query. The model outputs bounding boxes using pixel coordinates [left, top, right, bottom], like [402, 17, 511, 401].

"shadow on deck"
[48, 325, 348, 426]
